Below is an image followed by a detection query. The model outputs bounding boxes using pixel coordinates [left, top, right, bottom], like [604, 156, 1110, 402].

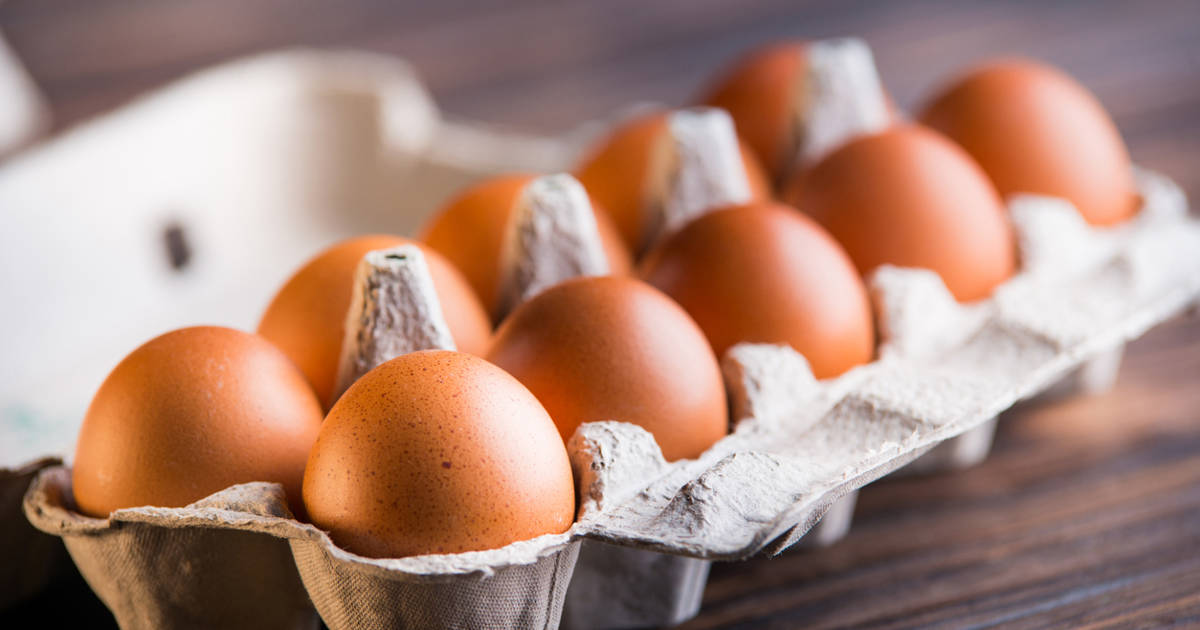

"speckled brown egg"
[785, 125, 1017, 302]
[486, 276, 727, 461]
[575, 111, 771, 254]
[72, 326, 323, 518]
[419, 174, 632, 317]
[640, 202, 874, 378]
[302, 350, 574, 558]
[919, 59, 1138, 226]
[257, 235, 491, 410]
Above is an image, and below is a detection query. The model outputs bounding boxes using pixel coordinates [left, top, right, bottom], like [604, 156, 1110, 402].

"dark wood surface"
[3, 1, 1198, 627]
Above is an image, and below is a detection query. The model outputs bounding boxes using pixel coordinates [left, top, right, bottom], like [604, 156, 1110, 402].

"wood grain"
[2, 1, 1198, 627]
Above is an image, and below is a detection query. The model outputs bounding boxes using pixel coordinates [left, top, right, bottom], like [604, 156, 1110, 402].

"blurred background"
[3, 0, 1199, 197]
[2, 1, 1198, 627]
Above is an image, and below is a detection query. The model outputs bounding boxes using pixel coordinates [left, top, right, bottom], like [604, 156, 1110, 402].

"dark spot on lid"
[163, 221, 192, 271]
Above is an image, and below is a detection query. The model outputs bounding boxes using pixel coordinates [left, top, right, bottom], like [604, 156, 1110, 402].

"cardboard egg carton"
[18, 246, 582, 630]
[560, 170, 1200, 628]
[23, 168, 1199, 630]
[23, 466, 581, 630]
[0, 50, 590, 626]
[5, 47, 1200, 629]
[575, 169, 1200, 561]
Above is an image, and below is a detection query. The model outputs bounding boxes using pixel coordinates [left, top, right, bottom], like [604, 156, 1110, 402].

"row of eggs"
[70, 41, 1137, 560]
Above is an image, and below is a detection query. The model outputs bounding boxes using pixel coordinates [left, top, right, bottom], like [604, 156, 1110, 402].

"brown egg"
[640, 203, 874, 378]
[486, 276, 727, 461]
[919, 59, 1137, 226]
[302, 350, 574, 558]
[258, 235, 491, 410]
[575, 111, 770, 253]
[72, 326, 323, 518]
[419, 174, 632, 317]
[699, 40, 896, 182]
[785, 125, 1016, 302]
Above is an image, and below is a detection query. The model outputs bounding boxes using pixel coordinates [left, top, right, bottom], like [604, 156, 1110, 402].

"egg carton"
[586, 174, 1200, 615]
[0, 50, 592, 619]
[5, 48, 1200, 629]
[16, 246, 592, 630]
[22, 168, 1200, 630]
[24, 466, 584, 630]
[563, 173, 1200, 629]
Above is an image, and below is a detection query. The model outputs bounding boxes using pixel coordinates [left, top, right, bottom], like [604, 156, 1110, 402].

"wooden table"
[3, 1, 1198, 627]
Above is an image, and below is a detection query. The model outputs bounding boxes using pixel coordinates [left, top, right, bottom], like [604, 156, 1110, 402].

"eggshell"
[257, 235, 491, 409]
[785, 125, 1017, 302]
[574, 111, 770, 253]
[919, 59, 1138, 226]
[71, 326, 323, 518]
[486, 276, 727, 461]
[302, 350, 574, 558]
[640, 202, 874, 378]
[419, 174, 632, 316]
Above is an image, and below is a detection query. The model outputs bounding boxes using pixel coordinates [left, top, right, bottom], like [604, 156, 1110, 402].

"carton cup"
[24, 465, 580, 630]
[23, 467, 318, 630]
[291, 530, 579, 630]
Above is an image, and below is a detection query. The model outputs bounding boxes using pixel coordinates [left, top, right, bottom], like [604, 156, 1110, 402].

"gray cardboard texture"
[291, 534, 578, 630]
[23, 468, 319, 630]
[25, 465, 582, 630]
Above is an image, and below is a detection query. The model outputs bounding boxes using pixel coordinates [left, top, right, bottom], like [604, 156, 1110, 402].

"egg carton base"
[798, 489, 859, 548]
[896, 417, 1000, 476]
[23, 467, 579, 630]
[292, 536, 578, 630]
[561, 541, 710, 630]
[558, 486, 858, 630]
[24, 468, 319, 630]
